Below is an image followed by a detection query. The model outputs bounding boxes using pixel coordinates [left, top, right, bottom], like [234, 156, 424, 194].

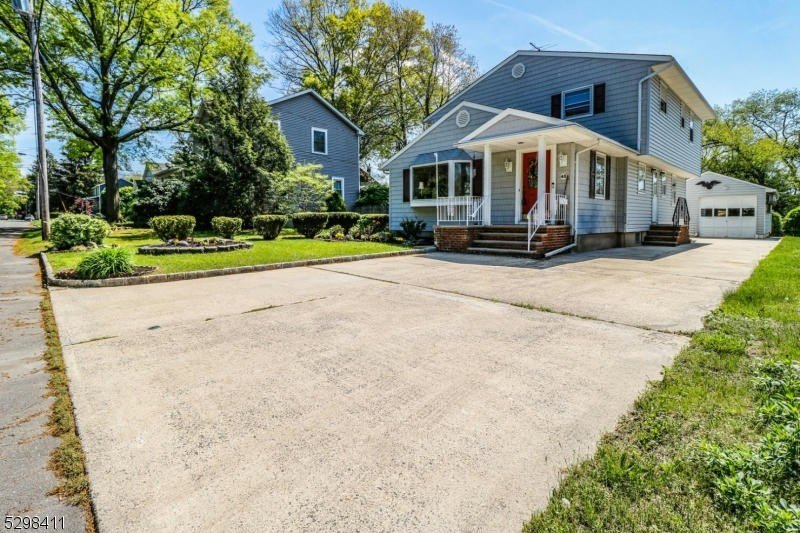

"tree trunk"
[101, 143, 120, 221]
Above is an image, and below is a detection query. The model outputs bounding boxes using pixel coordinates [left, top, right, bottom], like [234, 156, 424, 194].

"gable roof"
[269, 89, 365, 136]
[380, 101, 501, 170]
[425, 50, 715, 123]
[695, 171, 777, 193]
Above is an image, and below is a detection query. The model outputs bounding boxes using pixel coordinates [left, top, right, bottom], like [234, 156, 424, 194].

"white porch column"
[537, 136, 547, 223]
[483, 143, 491, 225]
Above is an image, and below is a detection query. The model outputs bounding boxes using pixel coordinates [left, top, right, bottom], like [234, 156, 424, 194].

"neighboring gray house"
[269, 89, 364, 208]
[382, 50, 716, 255]
[687, 171, 777, 238]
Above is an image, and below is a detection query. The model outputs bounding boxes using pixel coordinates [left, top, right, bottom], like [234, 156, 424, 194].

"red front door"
[522, 150, 551, 215]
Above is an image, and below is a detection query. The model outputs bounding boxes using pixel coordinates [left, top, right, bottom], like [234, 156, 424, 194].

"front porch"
[434, 224, 572, 258]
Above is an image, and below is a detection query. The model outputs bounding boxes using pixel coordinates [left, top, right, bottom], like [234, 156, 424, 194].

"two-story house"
[382, 50, 715, 255]
[269, 89, 364, 209]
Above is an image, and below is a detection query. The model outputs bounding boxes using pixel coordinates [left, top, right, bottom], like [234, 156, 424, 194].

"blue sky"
[14, 0, 800, 172]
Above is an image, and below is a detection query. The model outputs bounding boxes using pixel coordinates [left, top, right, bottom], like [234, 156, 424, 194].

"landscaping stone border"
[138, 240, 253, 255]
[40, 246, 435, 289]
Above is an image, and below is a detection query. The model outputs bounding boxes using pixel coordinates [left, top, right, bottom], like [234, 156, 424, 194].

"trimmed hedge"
[291, 212, 328, 238]
[771, 211, 783, 236]
[50, 213, 110, 250]
[149, 215, 196, 242]
[211, 216, 243, 239]
[252, 214, 287, 240]
[325, 212, 361, 232]
[784, 207, 800, 236]
[361, 213, 389, 232]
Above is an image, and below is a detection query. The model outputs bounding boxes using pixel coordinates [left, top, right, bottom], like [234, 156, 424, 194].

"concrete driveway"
[49, 238, 776, 531]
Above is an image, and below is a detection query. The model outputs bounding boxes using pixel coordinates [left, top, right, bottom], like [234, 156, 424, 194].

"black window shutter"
[472, 159, 483, 197]
[589, 150, 596, 198]
[402, 168, 410, 203]
[605, 156, 612, 200]
[593, 83, 606, 114]
[550, 93, 562, 118]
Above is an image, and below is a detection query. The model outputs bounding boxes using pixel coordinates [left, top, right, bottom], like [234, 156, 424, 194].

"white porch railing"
[436, 195, 485, 226]
[527, 193, 568, 251]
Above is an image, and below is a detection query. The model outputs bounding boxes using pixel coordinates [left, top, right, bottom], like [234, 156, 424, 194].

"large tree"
[175, 51, 293, 225]
[703, 89, 800, 211]
[0, 0, 251, 221]
[267, 0, 478, 160]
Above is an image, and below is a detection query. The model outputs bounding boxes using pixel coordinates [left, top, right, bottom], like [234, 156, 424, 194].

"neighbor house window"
[312, 127, 328, 154]
[637, 162, 646, 193]
[593, 152, 607, 199]
[331, 177, 344, 197]
[411, 163, 448, 201]
[562, 86, 593, 118]
[273, 119, 281, 131]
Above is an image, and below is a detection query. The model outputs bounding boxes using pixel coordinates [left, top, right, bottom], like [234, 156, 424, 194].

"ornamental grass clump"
[75, 248, 135, 280]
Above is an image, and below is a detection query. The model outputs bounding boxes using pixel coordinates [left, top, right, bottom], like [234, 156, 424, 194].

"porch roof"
[455, 108, 638, 158]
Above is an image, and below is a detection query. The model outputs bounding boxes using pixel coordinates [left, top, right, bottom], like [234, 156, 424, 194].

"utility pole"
[13, 0, 50, 239]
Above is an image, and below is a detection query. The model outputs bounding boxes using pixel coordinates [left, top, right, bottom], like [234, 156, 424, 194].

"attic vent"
[511, 62, 526, 79]
[455, 109, 471, 128]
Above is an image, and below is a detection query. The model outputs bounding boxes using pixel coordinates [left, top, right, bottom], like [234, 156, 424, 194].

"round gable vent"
[511, 62, 526, 79]
[455, 109, 471, 128]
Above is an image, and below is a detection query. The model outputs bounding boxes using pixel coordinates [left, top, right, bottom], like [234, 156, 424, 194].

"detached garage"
[687, 172, 777, 238]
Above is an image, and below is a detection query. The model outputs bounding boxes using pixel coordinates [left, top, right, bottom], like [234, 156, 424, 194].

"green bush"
[131, 177, 187, 227]
[361, 213, 389, 232]
[782, 207, 800, 236]
[325, 190, 347, 212]
[400, 217, 426, 240]
[75, 248, 135, 280]
[149, 215, 196, 241]
[369, 230, 399, 243]
[771, 212, 783, 236]
[354, 182, 389, 211]
[50, 213, 111, 250]
[291, 212, 328, 238]
[252, 214, 287, 240]
[347, 216, 377, 240]
[325, 212, 361, 232]
[210, 216, 243, 239]
[315, 224, 346, 241]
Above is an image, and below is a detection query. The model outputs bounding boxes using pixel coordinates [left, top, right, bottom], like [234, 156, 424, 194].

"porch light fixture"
[504, 158, 513, 173]
[558, 153, 568, 168]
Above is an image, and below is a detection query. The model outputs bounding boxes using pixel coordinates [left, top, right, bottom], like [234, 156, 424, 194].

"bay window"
[411, 163, 447, 201]
[410, 160, 478, 205]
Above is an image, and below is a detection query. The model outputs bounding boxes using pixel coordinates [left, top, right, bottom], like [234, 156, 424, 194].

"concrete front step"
[472, 239, 532, 250]
[476, 232, 529, 241]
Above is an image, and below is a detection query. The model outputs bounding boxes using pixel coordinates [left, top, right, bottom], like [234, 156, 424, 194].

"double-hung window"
[637, 162, 646, 193]
[562, 86, 593, 118]
[593, 152, 607, 199]
[311, 127, 328, 154]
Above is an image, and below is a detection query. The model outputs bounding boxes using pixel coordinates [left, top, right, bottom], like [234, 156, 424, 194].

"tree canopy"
[267, 0, 478, 161]
[0, 0, 254, 221]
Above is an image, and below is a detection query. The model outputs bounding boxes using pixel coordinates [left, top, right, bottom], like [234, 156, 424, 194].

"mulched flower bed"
[55, 266, 157, 280]
[138, 238, 253, 255]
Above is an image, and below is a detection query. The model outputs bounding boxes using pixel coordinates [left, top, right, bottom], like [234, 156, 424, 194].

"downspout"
[637, 62, 675, 153]
[573, 141, 600, 246]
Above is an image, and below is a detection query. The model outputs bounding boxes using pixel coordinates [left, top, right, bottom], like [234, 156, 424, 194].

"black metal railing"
[672, 196, 690, 236]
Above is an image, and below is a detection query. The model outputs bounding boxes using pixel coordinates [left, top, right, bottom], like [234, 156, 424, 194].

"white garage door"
[698, 195, 757, 238]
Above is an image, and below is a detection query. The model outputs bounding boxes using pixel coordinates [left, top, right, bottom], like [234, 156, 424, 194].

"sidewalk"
[0, 221, 84, 530]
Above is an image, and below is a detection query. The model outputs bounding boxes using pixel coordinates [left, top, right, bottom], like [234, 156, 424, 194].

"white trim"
[458, 108, 570, 144]
[311, 127, 328, 155]
[561, 84, 594, 119]
[331, 176, 344, 196]
[269, 89, 365, 135]
[409, 160, 448, 205]
[380, 101, 501, 170]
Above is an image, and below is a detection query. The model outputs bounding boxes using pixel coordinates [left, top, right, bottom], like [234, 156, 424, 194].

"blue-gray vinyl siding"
[625, 160, 652, 232]
[270, 93, 360, 208]
[427, 55, 654, 151]
[575, 149, 619, 234]
[386, 106, 499, 231]
[491, 151, 516, 224]
[642, 78, 702, 175]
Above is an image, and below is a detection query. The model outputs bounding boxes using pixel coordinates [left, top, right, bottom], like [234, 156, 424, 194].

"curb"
[40, 246, 435, 289]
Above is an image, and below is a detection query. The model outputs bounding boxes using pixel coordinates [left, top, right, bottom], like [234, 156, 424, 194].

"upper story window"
[562, 86, 593, 118]
[312, 127, 328, 154]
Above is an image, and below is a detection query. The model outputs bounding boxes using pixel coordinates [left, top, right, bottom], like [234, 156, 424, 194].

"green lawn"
[17, 227, 406, 275]
[524, 237, 800, 532]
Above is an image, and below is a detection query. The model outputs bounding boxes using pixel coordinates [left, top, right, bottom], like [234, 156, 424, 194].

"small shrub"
[369, 230, 399, 243]
[361, 213, 389, 232]
[252, 214, 287, 240]
[399, 217, 426, 241]
[75, 248, 135, 280]
[347, 216, 377, 240]
[210, 216, 243, 239]
[784, 207, 800, 236]
[771, 211, 783, 236]
[325, 212, 361, 232]
[325, 190, 347, 212]
[149, 215, 196, 242]
[50, 213, 111, 250]
[291, 212, 328, 238]
[315, 224, 346, 241]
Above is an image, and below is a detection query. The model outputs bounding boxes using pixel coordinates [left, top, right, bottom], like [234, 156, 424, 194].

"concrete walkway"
[0, 221, 84, 530]
[48, 237, 776, 531]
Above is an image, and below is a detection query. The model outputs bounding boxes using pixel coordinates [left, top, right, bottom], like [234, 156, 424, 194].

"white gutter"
[637, 62, 675, 153]
[573, 141, 600, 242]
